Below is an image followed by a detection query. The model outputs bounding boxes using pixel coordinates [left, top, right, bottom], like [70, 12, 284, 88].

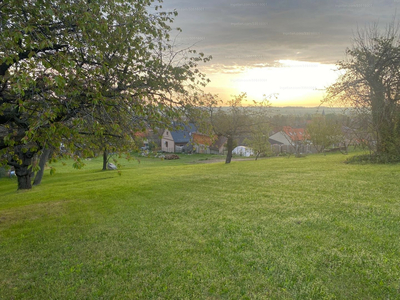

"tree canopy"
[325, 23, 400, 160]
[306, 115, 342, 153]
[208, 93, 272, 163]
[244, 118, 272, 160]
[0, 0, 211, 189]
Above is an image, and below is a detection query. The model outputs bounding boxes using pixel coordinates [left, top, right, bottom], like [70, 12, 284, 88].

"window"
[165, 141, 168, 148]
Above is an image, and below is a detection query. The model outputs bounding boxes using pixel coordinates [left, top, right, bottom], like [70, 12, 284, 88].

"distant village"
[139, 107, 368, 158]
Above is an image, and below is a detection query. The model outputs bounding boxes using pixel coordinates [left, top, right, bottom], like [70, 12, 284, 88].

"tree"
[90, 133, 134, 172]
[325, 23, 400, 159]
[244, 119, 272, 160]
[208, 93, 272, 163]
[0, 0, 211, 189]
[80, 103, 139, 171]
[306, 115, 342, 153]
[345, 111, 376, 153]
[32, 147, 53, 186]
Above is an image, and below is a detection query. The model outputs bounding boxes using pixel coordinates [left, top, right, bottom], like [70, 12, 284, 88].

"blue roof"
[170, 123, 197, 144]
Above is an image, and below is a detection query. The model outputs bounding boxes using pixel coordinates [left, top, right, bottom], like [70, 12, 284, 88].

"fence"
[271, 144, 318, 155]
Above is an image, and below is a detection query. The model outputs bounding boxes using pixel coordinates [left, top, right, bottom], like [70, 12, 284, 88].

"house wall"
[175, 143, 187, 153]
[195, 144, 219, 154]
[212, 145, 225, 155]
[194, 144, 206, 154]
[194, 143, 225, 154]
[161, 129, 175, 152]
[162, 129, 223, 154]
[269, 132, 291, 146]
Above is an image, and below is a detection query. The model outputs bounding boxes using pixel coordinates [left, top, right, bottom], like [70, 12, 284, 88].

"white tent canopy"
[232, 146, 254, 157]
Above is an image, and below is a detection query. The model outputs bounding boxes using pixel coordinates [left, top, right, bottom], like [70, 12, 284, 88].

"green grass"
[1, 153, 400, 299]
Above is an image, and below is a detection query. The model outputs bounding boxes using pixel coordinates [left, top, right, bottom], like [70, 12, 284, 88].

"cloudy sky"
[161, 0, 399, 106]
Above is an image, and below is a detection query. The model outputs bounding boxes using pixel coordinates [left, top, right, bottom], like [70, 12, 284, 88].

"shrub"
[345, 153, 400, 164]
[0, 167, 7, 178]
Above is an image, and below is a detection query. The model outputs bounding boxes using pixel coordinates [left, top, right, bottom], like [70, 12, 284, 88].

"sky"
[160, 0, 399, 106]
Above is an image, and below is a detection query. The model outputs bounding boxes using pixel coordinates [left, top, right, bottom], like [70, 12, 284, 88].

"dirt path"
[190, 157, 255, 164]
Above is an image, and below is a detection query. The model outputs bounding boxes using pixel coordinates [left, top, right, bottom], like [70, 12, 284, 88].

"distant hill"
[269, 106, 349, 116]
[213, 106, 352, 116]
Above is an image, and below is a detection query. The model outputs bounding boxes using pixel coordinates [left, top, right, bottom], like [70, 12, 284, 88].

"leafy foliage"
[307, 115, 342, 153]
[208, 93, 273, 163]
[0, 0, 211, 188]
[345, 152, 400, 164]
[244, 119, 272, 160]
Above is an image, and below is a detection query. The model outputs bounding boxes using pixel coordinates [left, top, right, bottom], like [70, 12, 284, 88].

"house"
[210, 136, 227, 154]
[161, 123, 197, 152]
[191, 132, 213, 154]
[192, 134, 227, 154]
[269, 126, 311, 154]
[161, 124, 226, 154]
[269, 126, 307, 146]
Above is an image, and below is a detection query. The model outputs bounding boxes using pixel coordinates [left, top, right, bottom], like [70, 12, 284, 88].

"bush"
[345, 153, 400, 164]
[164, 154, 180, 160]
[0, 167, 7, 178]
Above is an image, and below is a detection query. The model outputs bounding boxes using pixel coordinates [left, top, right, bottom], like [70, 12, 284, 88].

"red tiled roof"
[283, 126, 306, 141]
[134, 131, 147, 138]
[192, 133, 213, 146]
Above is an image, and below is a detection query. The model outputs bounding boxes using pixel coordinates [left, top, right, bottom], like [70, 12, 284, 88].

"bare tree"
[325, 22, 400, 159]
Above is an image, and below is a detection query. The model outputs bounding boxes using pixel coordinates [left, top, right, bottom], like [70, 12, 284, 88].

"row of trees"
[207, 103, 382, 160]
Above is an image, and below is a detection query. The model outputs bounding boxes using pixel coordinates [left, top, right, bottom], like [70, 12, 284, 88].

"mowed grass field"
[0, 153, 400, 299]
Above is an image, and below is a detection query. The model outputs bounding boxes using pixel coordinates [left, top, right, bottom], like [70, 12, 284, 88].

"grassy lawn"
[1, 153, 400, 299]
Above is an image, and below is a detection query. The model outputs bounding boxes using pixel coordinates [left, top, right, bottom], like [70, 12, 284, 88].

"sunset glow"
[204, 60, 341, 107]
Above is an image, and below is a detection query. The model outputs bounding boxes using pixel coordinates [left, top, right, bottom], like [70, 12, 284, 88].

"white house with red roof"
[269, 126, 308, 146]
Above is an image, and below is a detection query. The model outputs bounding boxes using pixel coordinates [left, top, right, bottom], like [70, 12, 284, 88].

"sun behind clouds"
[204, 60, 341, 107]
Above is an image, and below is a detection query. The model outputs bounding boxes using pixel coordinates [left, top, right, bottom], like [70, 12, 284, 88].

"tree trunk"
[370, 87, 389, 154]
[102, 149, 108, 171]
[10, 145, 36, 190]
[225, 136, 233, 164]
[295, 144, 301, 157]
[17, 172, 32, 189]
[33, 148, 52, 186]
